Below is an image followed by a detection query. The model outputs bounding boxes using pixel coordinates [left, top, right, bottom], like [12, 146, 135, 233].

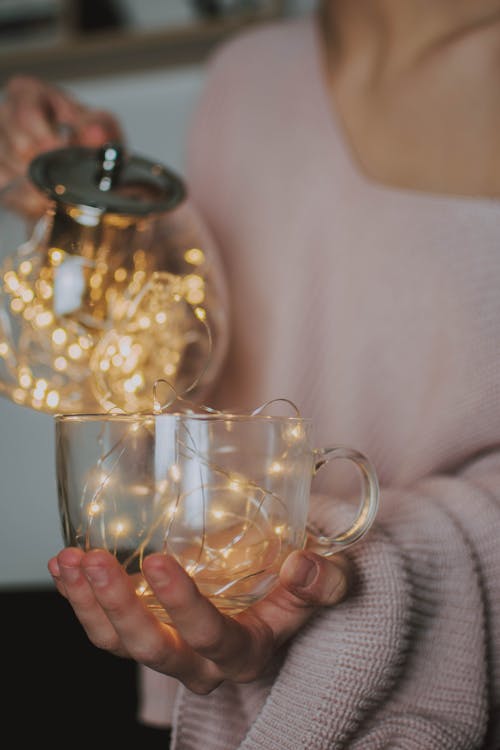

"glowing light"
[169, 464, 181, 482]
[19, 369, 32, 388]
[118, 337, 132, 356]
[4, 272, 20, 292]
[19, 261, 32, 275]
[124, 373, 144, 393]
[49, 248, 64, 266]
[194, 306, 206, 321]
[0, 213, 225, 414]
[35, 311, 53, 327]
[13, 388, 26, 403]
[109, 519, 129, 537]
[186, 288, 204, 305]
[130, 483, 150, 497]
[90, 273, 102, 289]
[23, 306, 35, 320]
[114, 267, 127, 282]
[184, 248, 205, 265]
[38, 281, 52, 299]
[284, 424, 305, 443]
[68, 344, 83, 360]
[54, 357, 67, 371]
[268, 461, 283, 474]
[52, 328, 67, 346]
[88, 501, 102, 516]
[46, 390, 60, 408]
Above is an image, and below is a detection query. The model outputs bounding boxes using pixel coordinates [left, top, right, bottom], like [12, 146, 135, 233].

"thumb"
[279, 550, 350, 606]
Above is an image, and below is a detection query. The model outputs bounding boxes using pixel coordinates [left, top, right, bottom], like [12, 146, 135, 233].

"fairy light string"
[63, 385, 308, 619]
[0, 222, 216, 413]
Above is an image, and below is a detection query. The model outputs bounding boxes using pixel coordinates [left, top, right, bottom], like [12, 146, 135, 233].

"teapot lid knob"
[96, 142, 123, 192]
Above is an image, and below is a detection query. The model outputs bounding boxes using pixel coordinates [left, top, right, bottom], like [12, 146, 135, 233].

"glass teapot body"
[0, 145, 229, 414]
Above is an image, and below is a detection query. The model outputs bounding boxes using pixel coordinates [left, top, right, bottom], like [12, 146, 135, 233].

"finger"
[143, 554, 272, 682]
[48, 554, 68, 598]
[246, 550, 349, 647]
[5, 76, 121, 153]
[3, 85, 61, 151]
[80, 549, 204, 677]
[81, 551, 222, 692]
[0, 175, 49, 217]
[75, 110, 124, 147]
[56, 547, 127, 656]
[0, 108, 37, 175]
[280, 550, 350, 605]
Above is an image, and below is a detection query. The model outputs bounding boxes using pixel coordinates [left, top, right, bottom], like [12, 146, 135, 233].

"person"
[1, 1, 500, 747]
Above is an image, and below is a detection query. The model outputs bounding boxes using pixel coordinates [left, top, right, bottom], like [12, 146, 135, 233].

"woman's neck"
[316, 0, 500, 197]
[320, 0, 500, 76]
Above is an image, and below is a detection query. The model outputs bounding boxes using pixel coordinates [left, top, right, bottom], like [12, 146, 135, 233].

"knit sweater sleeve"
[170, 450, 500, 750]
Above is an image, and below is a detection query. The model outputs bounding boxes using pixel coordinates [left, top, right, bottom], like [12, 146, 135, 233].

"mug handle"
[307, 446, 380, 554]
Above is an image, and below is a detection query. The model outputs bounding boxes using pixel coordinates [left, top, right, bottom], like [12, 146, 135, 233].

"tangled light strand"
[59, 386, 308, 620]
[0, 214, 214, 414]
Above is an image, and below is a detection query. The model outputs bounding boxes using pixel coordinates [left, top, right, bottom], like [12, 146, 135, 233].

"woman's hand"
[0, 75, 123, 214]
[48, 547, 350, 694]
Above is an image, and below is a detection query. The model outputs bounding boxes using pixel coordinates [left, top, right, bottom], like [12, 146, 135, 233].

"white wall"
[0, 0, 314, 588]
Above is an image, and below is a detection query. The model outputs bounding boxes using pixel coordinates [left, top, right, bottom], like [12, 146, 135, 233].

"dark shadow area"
[2, 587, 171, 747]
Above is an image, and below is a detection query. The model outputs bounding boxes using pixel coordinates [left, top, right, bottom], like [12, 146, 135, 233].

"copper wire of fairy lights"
[59, 388, 307, 620]
[0, 222, 214, 414]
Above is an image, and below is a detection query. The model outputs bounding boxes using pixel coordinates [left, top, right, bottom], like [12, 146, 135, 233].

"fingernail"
[291, 555, 318, 588]
[84, 566, 109, 586]
[145, 565, 170, 587]
[59, 565, 80, 583]
[48, 559, 60, 577]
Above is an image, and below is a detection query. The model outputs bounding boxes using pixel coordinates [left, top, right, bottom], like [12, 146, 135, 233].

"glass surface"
[55, 412, 379, 621]
[0, 159, 229, 414]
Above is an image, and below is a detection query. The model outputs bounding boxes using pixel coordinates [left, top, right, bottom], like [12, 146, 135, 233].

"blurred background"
[0, 0, 314, 590]
[0, 0, 313, 745]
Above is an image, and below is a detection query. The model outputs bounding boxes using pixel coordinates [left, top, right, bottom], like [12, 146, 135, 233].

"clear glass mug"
[55, 412, 379, 622]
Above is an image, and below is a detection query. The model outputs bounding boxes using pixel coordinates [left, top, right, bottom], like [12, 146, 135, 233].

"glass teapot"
[0, 144, 229, 414]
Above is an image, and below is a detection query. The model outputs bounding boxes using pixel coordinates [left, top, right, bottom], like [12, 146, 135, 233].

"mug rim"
[54, 411, 313, 424]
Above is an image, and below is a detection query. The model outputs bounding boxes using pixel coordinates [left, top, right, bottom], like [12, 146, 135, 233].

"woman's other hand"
[0, 75, 123, 215]
[48, 547, 350, 694]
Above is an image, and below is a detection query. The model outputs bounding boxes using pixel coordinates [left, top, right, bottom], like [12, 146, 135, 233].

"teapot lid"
[28, 142, 185, 217]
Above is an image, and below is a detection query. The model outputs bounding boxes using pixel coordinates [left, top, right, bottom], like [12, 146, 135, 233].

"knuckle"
[134, 639, 166, 666]
[183, 672, 223, 695]
[189, 629, 226, 658]
[90, 633, 121, 653]
[16, 106, 36, 130]
[6, 75, 36, 94]
[101, 598, 131, 620]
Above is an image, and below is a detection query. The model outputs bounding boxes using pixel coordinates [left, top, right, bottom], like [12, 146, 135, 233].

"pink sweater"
[139, 16, 500, 749]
